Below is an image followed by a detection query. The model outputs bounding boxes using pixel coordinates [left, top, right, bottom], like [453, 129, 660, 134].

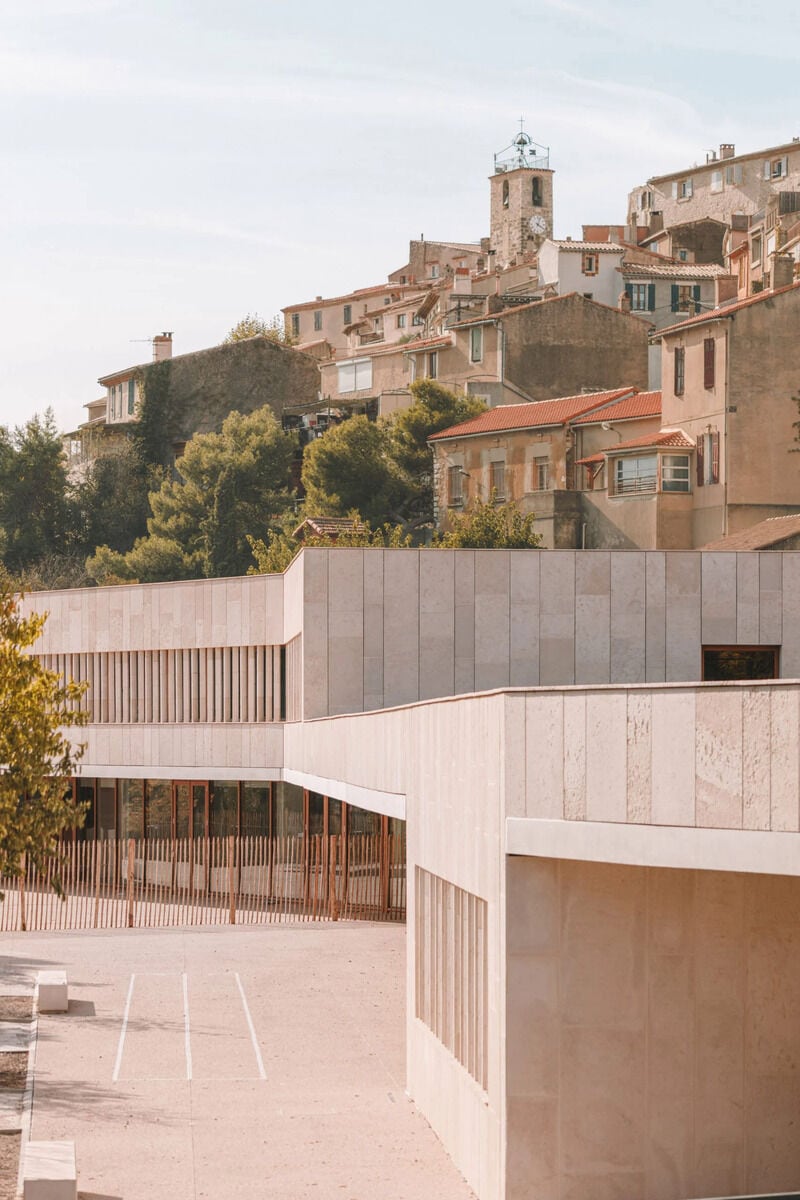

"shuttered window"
[703, 337, 715, 388]
[674, 347, 685, 396]
[696, 436, 705, 487]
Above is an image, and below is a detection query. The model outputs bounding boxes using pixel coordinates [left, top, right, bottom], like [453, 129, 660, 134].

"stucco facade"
[23, 547, 800, 1200]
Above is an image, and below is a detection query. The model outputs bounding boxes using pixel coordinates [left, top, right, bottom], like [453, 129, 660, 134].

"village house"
[281, 282, 424, 357]
[577, 277, 800, 549]
[627, 138, 800, 244]
[429, 386, 661, 547]
[537, 238, 627, 306]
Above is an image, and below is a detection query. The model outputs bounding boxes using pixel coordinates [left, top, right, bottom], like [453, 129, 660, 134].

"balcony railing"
[611, 474, 657, 497]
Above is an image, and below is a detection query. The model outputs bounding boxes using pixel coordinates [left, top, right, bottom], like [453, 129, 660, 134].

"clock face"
[529, 215, 547, 236]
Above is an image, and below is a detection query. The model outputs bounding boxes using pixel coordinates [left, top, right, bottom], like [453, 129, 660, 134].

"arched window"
[502, 180, 509, 209]
[532, 177, 542, 207]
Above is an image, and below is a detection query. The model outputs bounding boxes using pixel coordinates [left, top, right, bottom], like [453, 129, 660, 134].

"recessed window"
[672, 284, 698, 314]
[752, 234, 762, 265]
[291, 313, 300, 338]
[343, 304, 352, 325]
[630, 283, 650, 311]
[703, 646, 778, 680]
[677, 249, 689, 262]
[313, 310, 322, 332]
[470, 326, 483, 363]
[127, 378, 136, 416]
[661, 454, 690, 492]
[725, 163, 743, 186]
[532, 177, 543, 207]
[765, 155, 789, 180]
[337, 357, 373, 393]
[673, 177, 694, 200]
[447, 466, 464, 507]
[703, 337, 715, 389]
[582, 253, 598, 276]
[490, 460, 506, 501]
[612, 454, 657, 496]
[695, 431, 720, 486]
[428, 351, 438, 379]
[430, 264, 440, 279]
[502, 180, 509, 209]
[531, 457, 550, 491]
[710, 169, 723, 193]
[674, 346, 685, 395]
[397, 314, 406, 329]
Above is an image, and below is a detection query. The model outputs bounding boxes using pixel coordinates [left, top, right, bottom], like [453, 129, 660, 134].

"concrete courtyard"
[4, 923, 475, 1199]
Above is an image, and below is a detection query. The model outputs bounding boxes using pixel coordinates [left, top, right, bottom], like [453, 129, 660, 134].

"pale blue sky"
[1, 0, 795, 432]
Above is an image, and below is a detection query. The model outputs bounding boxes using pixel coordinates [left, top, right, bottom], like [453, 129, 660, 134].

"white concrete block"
[23, 1141, 76, 1200]
[37, 971, 68, 1013]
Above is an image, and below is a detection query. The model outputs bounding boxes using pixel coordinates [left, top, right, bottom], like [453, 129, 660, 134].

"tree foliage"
[0, 581, 87, 882]
[301, 416, 411, 525]
[433, 494, 542, 549]
[224, 313, 296, 346]
[248, 515, 412, 575]
[0, 412, 74, 573]
[87, 406, 296, 584]
[386, 380, 486, 524]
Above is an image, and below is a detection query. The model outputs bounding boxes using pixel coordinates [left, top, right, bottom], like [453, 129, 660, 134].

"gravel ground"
[0, 997, 32, 1023]
[0, 1133, 19, 1200]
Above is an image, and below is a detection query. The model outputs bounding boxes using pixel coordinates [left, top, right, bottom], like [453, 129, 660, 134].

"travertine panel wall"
[506, 858, 800, 1200]
[300, 548, 800, 718]
[24, 574, 285, 652]
[519, 681, 800, 831]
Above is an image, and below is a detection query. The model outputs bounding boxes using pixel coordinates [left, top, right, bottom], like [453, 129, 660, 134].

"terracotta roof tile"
[655, 280, 800, 338]
[702, 513, 800, 551]
[548, 240, 626, 253]
[571, 390, 661, 424]
[403, 334, 453, 352]
[429, 389, 635, 441]
[606, 428, 695, 452]
[621, 262, 728, 279]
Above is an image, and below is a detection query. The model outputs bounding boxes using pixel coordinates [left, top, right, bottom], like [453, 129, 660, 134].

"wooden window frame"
[674, 346, 685, 396]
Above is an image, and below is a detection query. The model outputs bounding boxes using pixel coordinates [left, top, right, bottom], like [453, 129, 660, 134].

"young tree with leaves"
[87, 406, 296, 583]
[224, 313, 296, 346]
[0, 581, 87, 882]
[301, 416, 411, 525]
[433, 494, 542, 549]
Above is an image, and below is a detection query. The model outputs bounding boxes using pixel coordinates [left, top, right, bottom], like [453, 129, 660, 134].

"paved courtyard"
[3, 923, 475, 1199]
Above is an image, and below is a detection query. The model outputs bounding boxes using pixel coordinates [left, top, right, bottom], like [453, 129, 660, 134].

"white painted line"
[112, 974, 136, 1083]
[182, 972, 192, 1081]
[235, 973, 266, 1080]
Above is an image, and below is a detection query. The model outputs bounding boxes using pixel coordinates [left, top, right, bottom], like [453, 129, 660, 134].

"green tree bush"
[0, 580, 87, 882]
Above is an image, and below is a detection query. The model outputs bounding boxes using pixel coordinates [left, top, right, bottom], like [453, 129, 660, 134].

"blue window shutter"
[670, 284, 679, 313]
[647, 283, 656, 311]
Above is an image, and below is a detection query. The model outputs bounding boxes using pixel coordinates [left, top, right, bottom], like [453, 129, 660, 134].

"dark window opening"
[532, 177, 542, 207]
[703, 646, 779, 681]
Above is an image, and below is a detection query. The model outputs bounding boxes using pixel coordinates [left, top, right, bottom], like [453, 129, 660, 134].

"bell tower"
[489, 124, 554, 267]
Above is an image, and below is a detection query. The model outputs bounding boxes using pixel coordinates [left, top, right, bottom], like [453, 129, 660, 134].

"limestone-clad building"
[23, 544, 800, 1200]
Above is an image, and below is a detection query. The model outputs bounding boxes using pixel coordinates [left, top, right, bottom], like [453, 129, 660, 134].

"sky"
[1, 0, 798, 433]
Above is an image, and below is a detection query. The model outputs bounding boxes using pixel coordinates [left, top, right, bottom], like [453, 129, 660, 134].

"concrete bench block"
[23, 1140, 76, 1200]
[37, 971, 68, 1013]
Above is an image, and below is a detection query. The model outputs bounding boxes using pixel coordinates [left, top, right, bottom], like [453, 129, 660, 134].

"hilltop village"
[62, 128, 800, 562]
[9, 128, 800, 1200]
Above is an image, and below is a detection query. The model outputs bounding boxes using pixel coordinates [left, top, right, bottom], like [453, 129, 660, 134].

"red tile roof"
[571, 390, 661, 424]
[429, 388, 635, 441]
[608, 428, 695, 452]
[282, 283, 419, 313]
[575, 426, 693, 464]
[655, 280, 800, 338]
[621, 262, 728, 280]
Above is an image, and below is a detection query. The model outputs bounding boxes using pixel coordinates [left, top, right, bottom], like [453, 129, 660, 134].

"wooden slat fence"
[0, 834, 406, 932]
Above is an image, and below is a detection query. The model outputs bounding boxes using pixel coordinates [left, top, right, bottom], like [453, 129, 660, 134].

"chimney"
[618, 289, 632, 314]
[772, 254, 795, 290]
[720, 143, 735, 160]
[714, 275, 738, 307]
[153, 331, 173, 362]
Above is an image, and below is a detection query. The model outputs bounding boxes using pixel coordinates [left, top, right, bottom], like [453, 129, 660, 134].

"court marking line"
[112, 974, 136, 1083]
[235, 972, 266, 1080]
[182, 972, 192, 1081]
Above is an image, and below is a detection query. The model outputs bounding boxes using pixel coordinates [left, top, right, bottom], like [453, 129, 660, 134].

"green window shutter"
[693, 285, 701, 303]
[647, 283, 656, 311]
[624, 283, 633, 301]
[670, 284, 679, 313]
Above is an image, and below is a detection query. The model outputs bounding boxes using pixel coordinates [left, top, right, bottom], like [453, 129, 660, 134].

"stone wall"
[501, 296, 650, 400]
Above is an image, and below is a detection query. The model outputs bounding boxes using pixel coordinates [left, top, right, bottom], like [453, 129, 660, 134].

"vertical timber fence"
[0, 834, 406, 932]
